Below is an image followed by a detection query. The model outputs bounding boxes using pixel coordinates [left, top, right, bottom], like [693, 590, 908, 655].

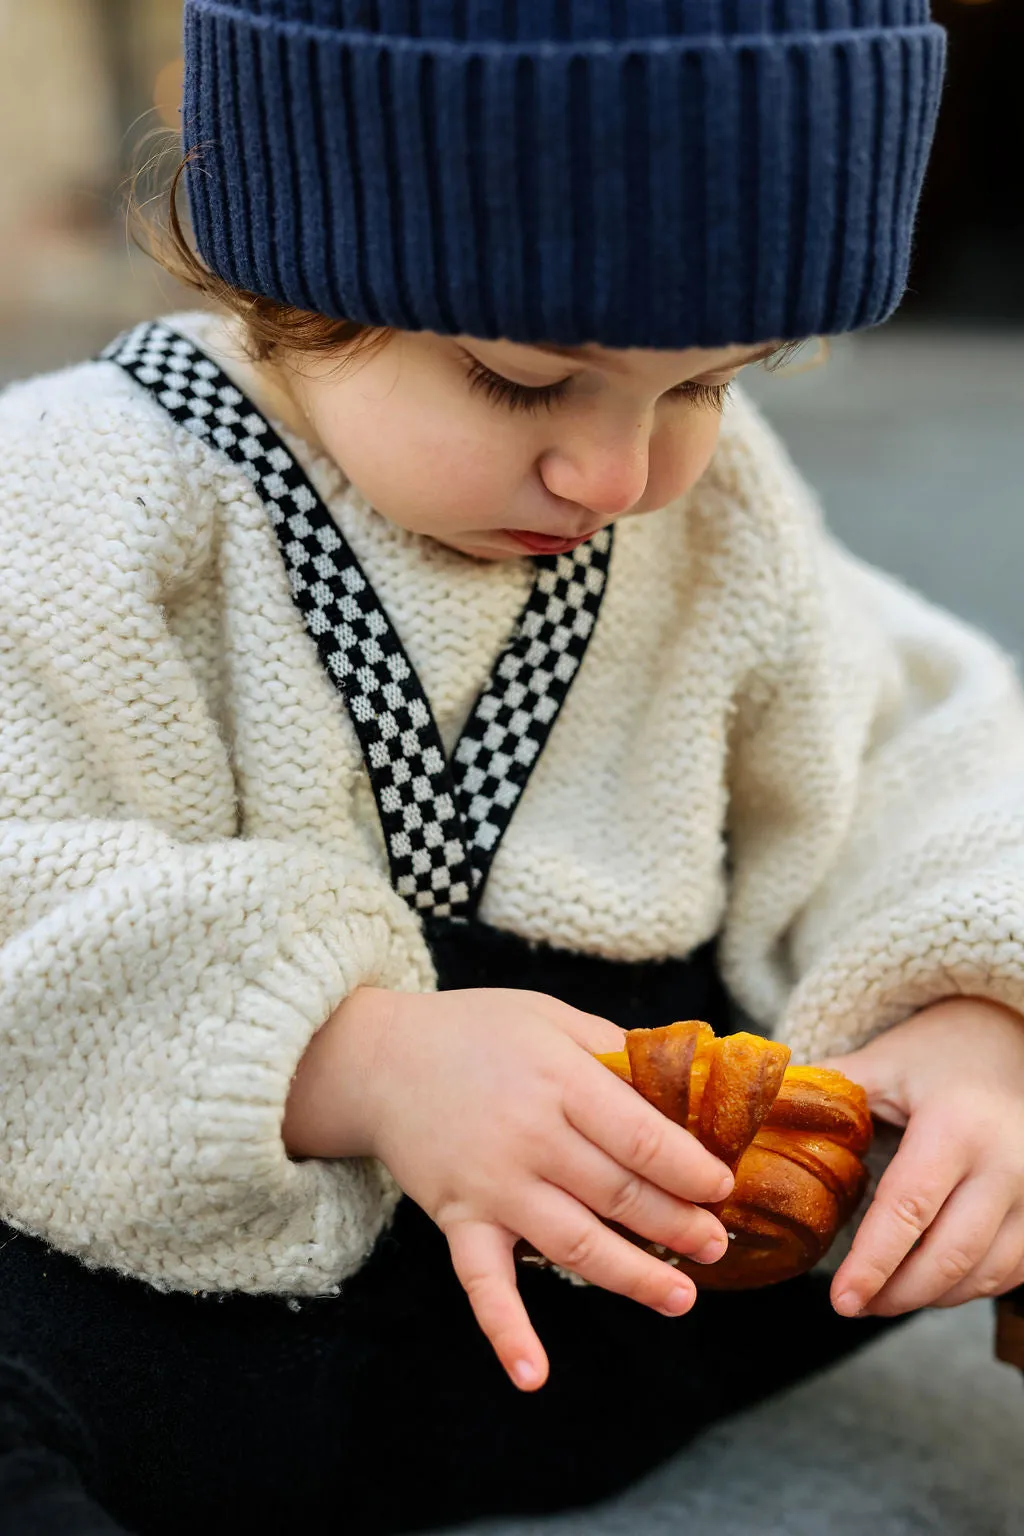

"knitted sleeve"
[0, 391, 434, 1296]
[720, 429, 1024, 1063]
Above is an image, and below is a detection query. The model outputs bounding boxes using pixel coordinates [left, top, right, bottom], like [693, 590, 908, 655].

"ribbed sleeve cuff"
[145, 905, 433, 1296]
[5, 864, 437, 1300]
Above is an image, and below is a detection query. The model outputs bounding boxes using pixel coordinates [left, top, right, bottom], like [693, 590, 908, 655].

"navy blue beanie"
[182, 1, 946, 350]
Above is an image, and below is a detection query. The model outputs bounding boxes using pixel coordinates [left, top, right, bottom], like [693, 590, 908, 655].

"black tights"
[0, 925, 979, 1534]
[0, 1198, 910, 1536]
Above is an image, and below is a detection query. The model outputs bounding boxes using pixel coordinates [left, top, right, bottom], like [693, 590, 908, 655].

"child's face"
[279, 330, 778, 561]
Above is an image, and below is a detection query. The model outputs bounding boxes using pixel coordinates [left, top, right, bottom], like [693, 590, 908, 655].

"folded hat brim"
[183, 4, 946, 348]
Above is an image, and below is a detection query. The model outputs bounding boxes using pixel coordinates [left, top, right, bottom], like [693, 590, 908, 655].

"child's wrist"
[899, 995, 1024, 1039]
[281, 985, 399, 1161]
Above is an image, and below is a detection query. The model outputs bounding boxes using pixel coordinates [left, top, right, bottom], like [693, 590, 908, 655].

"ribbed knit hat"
[182, 1, 946, 350]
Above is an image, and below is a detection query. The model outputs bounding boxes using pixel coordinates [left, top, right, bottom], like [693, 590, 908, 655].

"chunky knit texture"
[183, 0, 947, 347]
[4, 310, 1024, 1296]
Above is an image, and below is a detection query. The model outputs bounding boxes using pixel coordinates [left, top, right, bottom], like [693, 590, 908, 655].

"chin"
[431, 531, 517, 562]
[455, 544, 515, 563]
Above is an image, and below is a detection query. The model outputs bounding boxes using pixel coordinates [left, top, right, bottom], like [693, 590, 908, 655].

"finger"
[813, 1050, 909, 1128]
[813, 1052, 867, 1080]
[519, 1182, 699, 1316]
[930, 1205, 1024, 1310]
[446, 1220, 550, 1392]
[831, 1113, 967, 1316]
[476, 990, 626, 1056]
[562, 1061, 734, 1205]
[548, 1002, 627, 1056]
[540, 1128, 729, 1264]
[859, 1174, 1011, 1316]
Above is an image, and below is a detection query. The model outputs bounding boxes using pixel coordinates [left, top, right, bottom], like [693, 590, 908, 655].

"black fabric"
[0, 1357, 129, 1534]
[1005, 1287, 1024, 1320]
[0, 1174, 904, 1536]
[0, 922, 908, 1536]
[0, 1198, 902, 1536]
[422, 915, 736, 1035]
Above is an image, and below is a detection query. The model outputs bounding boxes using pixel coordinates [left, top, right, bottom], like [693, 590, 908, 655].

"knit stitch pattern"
[3, 310, 1024, 1295]
[182, 0, 947, 347]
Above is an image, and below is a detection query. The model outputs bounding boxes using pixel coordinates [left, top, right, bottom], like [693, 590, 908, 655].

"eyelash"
[463, 357, 733, 415]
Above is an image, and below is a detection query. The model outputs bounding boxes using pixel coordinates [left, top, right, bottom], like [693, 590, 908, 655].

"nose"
[539, 423, 650, 519]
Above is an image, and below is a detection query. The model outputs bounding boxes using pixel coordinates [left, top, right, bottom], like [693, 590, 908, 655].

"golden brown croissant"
[598, 1021, 872, 1287]
[519, 1021, 872, 1289]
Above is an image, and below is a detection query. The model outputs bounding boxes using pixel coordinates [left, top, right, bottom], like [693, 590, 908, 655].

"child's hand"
[818, 998, 1024, 1319]
[285, 986, 734, 1391]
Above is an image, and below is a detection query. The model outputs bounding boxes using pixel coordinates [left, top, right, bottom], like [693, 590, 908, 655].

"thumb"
[559, 1008, 627, 1057]
[813, 1045, 909, 1128]
[814, 1046, 875, 1082]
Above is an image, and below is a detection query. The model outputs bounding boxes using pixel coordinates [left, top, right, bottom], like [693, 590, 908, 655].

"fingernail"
[834, 1291, 861, 1317]
[694, 1236, 728, 1265]
[512, 1359, 540, 1389]
[659, 1286, 693, 1316]
[714, 1173, 734, 1201]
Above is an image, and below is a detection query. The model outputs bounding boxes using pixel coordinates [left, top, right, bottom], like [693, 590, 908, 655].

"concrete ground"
[3, 312, 1023, 1531]
[740, 325, 1024, 658]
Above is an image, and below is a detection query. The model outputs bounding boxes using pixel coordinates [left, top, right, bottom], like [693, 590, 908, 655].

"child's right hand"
[283, 987, 734, 1391]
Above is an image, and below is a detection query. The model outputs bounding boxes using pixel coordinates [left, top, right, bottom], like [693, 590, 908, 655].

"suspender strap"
[454, 537, 612, 871]
[102, 322, 612, 919]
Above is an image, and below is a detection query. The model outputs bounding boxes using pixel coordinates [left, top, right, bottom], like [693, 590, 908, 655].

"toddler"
[2, 4, 1022, 1534]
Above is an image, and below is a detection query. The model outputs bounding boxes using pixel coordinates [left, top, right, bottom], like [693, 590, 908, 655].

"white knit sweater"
[3, 309, 1024, 1298]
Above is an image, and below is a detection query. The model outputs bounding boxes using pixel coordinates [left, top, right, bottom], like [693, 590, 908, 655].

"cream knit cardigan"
[3, 310, 1024, 1298]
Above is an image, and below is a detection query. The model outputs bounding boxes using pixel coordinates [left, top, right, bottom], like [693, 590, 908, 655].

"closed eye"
[463, 357, 570, 413]
[462, 355, 733, 415]
[668, 380, 733, 413]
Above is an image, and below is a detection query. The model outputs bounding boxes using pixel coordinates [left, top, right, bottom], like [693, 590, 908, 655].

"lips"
[504, 528, 601, 555]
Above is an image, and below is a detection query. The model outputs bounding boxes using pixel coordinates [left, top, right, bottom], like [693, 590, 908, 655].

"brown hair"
[129, 143, 391, 367]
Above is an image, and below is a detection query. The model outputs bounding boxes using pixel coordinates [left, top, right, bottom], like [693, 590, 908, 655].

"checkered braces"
[103, 323, 613, 919]
[454, 532, 612, 866]
[103, 322, 473, 917]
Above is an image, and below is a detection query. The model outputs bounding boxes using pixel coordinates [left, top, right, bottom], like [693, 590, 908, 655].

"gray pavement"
[740, 325, 1024, 656]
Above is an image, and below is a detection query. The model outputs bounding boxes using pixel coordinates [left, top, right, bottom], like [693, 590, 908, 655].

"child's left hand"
[818, 997, 1024, 1318]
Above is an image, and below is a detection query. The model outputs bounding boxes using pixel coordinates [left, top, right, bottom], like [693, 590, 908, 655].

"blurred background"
[0, 0, 1022, 646]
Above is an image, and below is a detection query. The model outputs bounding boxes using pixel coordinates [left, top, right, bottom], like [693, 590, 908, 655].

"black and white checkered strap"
[102, 322, 613, 919]
[453, 535, 612, 868]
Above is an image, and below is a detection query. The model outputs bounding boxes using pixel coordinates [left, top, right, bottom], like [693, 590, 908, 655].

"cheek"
[645, 414, 723, 510]
[308, 384, 530, 533]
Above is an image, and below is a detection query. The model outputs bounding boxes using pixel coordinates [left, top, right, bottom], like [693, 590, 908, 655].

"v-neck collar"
[103, 320, 614, 920]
